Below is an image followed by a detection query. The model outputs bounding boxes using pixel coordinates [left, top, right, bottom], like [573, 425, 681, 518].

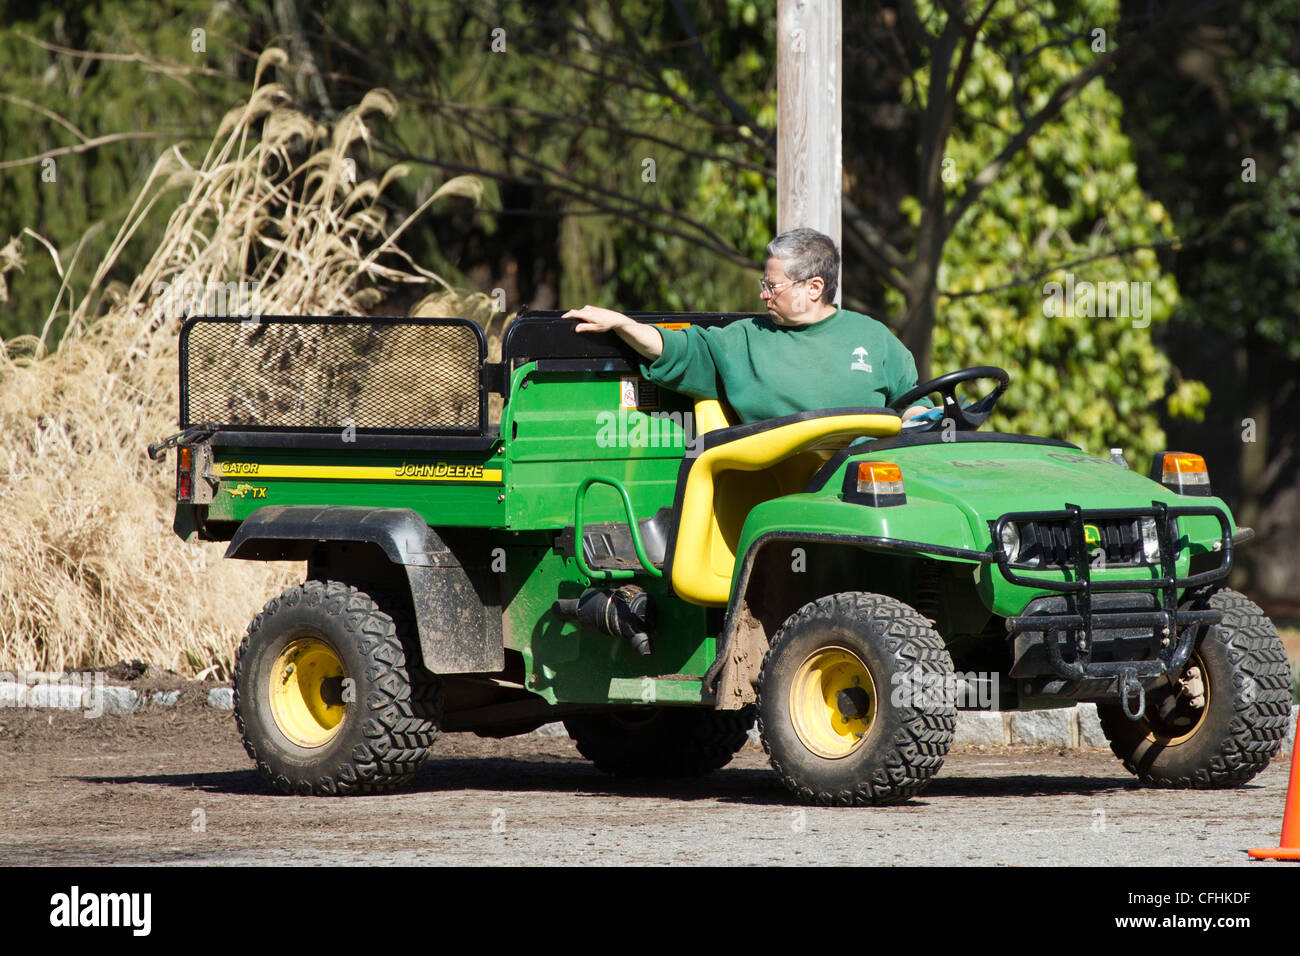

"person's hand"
[562, 304, 665, 360]
[564, 305, 630, 333]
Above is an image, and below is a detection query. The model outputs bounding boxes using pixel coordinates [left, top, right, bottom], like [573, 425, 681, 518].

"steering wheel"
[890, 366, 1010, 431]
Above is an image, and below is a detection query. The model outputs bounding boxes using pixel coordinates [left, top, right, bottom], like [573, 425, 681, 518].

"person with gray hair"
[565, 227, 931, 424]
[765, 226, 841, 304]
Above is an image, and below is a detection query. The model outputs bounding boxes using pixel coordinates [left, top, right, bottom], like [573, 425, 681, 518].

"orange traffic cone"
[1250, 732, 1300, 861]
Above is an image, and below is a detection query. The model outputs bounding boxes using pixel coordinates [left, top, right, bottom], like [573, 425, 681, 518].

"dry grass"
[0, 49, 491, 678]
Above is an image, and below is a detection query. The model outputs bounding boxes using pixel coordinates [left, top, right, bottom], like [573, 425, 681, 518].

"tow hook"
[1119, 669, 1146, 721]
[147, 421, 216, 461]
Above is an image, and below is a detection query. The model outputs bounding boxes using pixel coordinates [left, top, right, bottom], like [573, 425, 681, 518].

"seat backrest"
[667, 408, 902, 606]
[692, 397, 735, 436]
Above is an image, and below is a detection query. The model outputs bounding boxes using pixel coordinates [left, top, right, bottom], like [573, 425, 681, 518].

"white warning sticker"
[620, 376, 660, 410]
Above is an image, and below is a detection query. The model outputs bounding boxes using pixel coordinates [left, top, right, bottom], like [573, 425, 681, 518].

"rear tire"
[233, 580, 442, 795]
[758, 592, 956, 806]
[564, 706, 755, 778]
[1097, 586, 1289, 788]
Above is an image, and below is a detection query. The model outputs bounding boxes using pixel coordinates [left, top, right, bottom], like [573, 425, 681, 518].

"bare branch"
[15, 31, 229, 83]
[0, 93, 89, 142]
[452, 4, 774, 160]
[0, 132, 198, 171]
[376, 145, 756, 270]
[937, 235, 1216, 300]
[948, 0, 1001, 105]
[947, 45, 1121, 228]
[669, 0, 772, 142]
[841, 195, 911, 277]
[418, 99, 773, 177]
[427, 104, 750, 260]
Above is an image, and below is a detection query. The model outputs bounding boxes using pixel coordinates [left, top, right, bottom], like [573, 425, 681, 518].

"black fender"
[226, 506, 503, 674]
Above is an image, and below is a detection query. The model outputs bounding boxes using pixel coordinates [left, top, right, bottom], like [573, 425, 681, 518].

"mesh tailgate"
[181, 316, 485, 435]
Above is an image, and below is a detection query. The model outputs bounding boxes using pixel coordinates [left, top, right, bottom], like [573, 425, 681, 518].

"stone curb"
[1, 679, 1295, 751]
[571, 703, 1300, 751]
[0, 680, 144, 717]
[956, 703, 1300, 751]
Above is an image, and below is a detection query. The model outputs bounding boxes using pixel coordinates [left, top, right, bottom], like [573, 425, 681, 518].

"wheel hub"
[1145, 653, 1210, 745]
[789, 647, 876, 759]
[269, 637, 349, 749]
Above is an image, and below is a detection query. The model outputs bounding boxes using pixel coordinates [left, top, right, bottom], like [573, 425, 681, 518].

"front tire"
[1097, 586, 1290, 788]
[758, 592, 956, 806]
[233, 580, 442, 795]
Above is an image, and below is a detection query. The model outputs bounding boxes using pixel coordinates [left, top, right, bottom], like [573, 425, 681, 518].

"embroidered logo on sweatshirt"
[850, 347, 872, 372]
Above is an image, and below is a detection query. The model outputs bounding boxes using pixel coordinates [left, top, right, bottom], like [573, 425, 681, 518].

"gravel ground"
[0, 697, 1294, 867]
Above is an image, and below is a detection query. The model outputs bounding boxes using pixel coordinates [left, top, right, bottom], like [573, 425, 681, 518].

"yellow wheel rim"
[269, 637, 348, 749]
[1144, 652, 1210, 746]
[789, 646, 876, 759]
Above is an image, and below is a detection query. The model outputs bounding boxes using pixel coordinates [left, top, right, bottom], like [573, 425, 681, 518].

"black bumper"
[995, 501, 1234, 683]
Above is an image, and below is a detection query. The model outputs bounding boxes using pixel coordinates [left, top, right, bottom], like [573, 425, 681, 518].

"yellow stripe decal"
[217, 461, 503, 483]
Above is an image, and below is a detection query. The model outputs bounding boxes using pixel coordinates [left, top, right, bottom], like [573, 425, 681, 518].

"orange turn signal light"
[1151, 451, 1211, 496]
[856, 461, 903, 485]
[1162, 452, 1206, 475]
[843, 460, 906, 506]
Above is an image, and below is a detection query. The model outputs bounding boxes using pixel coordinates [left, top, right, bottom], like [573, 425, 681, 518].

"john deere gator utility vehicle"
[152, 311, 1292, 805]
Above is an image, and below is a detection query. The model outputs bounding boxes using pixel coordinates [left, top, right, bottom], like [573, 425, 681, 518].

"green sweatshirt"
[637, 308, 930, 424]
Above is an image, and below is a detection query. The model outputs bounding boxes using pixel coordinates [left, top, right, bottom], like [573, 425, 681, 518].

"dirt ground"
[0, 691, 1294, 867]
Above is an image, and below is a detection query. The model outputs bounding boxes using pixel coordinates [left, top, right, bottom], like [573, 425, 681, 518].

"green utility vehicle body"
[159, 311, 1289, 804]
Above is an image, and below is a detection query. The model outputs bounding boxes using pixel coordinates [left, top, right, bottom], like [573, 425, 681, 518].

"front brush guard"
[996, 501, 1233, 713]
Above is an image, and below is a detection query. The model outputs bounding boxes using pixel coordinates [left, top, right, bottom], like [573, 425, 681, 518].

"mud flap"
[408, 562, 504, 674]
[226, 506, 504, 674]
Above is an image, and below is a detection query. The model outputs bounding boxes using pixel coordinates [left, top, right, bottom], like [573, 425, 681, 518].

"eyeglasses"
[759, 276, 805, 296]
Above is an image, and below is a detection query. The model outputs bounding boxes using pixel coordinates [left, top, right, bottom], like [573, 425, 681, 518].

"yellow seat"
[667, 398, 901, 606]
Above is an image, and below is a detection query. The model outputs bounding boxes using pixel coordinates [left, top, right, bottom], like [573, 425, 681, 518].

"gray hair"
[766, 228, 840, 303]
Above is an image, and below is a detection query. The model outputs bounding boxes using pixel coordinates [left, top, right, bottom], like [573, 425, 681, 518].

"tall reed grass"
[0, 49, 488, 678]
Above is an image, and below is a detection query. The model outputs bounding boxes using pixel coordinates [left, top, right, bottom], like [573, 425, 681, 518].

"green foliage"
[304, 0, 779, 312]
[5, 0, 1277, 472]
[887, 0, 1199, 461]
[0, 2, 256, 341]
[1172, 0, 1300, 360]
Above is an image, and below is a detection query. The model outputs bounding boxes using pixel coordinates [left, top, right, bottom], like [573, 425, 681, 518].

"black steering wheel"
[890, 365, 1010, 430]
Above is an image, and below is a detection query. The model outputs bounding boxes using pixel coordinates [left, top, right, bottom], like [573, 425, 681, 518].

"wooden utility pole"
[776, 0, 842, 302]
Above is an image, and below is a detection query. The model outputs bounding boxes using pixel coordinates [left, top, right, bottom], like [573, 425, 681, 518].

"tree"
[2, 0, 1227, 468]
[873, 0, 1204, 460]
[299, 0, 779, 314]
[1113, 0, 1300, 596]
[0, 1, 258, 342]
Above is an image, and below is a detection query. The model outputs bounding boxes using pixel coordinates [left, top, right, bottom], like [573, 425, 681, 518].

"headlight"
[1000, 521, 1021, 563]
[1140, 518, 1160, 563]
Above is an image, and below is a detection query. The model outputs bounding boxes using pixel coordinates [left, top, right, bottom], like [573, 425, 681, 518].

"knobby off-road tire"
[758, 592, 956, 806]
[564, 706, 755, 778]
[1097, 586, 1290, 789]
[233, 580, 442, 795]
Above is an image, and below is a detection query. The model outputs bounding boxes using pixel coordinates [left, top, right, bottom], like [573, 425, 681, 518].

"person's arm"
[886, 334, 934, 421]
[563, 305, 664, 359]
[564, 304, 722, 399]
